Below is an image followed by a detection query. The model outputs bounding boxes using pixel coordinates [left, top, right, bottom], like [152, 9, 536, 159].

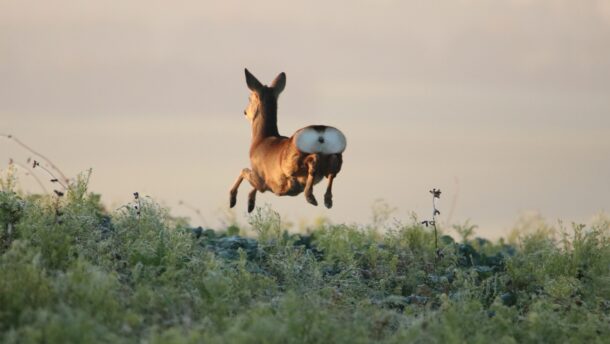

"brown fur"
[229, 69, 343, 212]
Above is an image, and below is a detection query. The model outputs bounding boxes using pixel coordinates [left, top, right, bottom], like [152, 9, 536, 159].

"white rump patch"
[294, 126, 346, 154]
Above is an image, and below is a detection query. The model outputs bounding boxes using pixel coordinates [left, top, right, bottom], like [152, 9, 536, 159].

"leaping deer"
[229, 69, 346, 213]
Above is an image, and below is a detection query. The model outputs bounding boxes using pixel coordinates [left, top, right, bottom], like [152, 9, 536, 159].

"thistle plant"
[133, 192, 141, 221]
[422, 188, 442, 257]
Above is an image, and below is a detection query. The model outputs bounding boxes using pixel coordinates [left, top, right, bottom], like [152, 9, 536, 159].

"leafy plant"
[1, 172, 609, 343]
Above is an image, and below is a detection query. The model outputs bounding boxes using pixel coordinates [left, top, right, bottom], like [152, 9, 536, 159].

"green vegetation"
[1, 170, 609, 343]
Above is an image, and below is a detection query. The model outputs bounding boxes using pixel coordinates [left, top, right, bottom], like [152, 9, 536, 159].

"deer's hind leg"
[323, 154, 343, 209]
[229, 168, 264, 212]
[324, 175, 335, 209]
[303, 154, 319, 206]
[247, 188, 257, 213]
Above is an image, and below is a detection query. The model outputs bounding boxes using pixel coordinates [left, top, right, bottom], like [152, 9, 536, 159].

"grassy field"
[1, 170, 609, 343]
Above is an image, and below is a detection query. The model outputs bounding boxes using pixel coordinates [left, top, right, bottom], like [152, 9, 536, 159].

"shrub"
[1, 178, 609, 343]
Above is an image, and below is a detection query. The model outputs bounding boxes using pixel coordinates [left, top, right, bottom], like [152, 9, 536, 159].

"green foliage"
[0, 164, 18, 192]
[1, 180, 609, 343]
[453, 219, 478, 243]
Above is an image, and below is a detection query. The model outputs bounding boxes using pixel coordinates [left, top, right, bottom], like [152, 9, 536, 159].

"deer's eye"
[244, 110, 247, 116]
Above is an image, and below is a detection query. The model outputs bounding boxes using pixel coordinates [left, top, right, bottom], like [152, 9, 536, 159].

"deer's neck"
[251, 102, 280, 143]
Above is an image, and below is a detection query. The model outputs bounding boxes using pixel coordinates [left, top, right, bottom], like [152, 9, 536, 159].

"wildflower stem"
[432, 194, 438, 251]
[10, 160, 49, 194]
[1, 133, 70, 185]
[33, 161, 67, 189]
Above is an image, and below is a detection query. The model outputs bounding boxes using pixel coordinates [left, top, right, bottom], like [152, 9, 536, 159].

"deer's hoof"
[248, 200, 255, 213]
[324, 194, 333, 209]
[229, 194, 237, 208]
[306, 194, 318, 206]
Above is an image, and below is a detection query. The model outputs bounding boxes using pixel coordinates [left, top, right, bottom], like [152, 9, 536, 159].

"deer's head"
[243, 69, 286, 123]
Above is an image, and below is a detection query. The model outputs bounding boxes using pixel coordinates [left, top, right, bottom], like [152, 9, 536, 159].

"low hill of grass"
[1, 173, 609, 343]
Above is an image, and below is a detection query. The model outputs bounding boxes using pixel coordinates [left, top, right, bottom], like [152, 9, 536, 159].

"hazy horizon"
[2, 1, 610, 238]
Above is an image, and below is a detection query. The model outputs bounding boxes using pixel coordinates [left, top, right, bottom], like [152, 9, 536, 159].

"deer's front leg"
[247, 188, 257, 213]
[303, 154, 319, 206]
[230, 168, 265, 212]
[229, 168, 250, 208]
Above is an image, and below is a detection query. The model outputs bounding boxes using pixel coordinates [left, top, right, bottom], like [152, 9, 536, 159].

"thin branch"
[10, 160, 49, 194]
[1, 133, 69, 184]
[31, 160, 67, 189]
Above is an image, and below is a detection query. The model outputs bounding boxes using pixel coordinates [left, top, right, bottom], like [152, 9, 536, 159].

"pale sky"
[2, 1, 609, 238]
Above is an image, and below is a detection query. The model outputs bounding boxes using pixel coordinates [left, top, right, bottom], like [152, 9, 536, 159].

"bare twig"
[9, 159, 49, 194]
[1, 133, 69, 185]
[31, 160, 67, 190]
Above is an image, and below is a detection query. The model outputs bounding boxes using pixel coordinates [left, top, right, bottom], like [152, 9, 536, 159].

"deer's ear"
[271, 72, 286, 97]
[245, 68, 263, 92]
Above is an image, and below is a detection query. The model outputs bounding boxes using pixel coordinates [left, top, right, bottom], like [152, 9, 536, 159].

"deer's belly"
[270, 174, 323, 196]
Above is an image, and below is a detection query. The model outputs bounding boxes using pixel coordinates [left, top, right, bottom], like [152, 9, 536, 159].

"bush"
[1, 177, 609, 343]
